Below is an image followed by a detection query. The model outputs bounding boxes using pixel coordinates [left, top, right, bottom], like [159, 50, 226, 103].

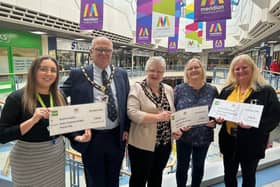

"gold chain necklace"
[139, 80, 165, 110]
[81, 65, 115, 93]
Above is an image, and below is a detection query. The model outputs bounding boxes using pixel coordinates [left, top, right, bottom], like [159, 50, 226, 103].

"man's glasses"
[39, 66, 58, 74]
[93, 48, 113, 54]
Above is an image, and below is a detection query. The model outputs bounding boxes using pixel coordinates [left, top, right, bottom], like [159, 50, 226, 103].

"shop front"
[48, 37, 91, 70]
[0, 29, 41, 94]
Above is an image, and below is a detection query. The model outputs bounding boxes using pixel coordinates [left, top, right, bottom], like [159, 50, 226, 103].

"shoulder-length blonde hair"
[22, 56, 66, 114]
[183, 58, 206, 83]
[225, 54, 267, 90]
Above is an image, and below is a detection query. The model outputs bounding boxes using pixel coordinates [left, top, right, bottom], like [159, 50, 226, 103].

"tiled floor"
[1, 126, 280, 187]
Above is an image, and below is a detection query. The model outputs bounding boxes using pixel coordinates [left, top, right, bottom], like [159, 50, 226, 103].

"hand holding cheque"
[208, 98, 264, 128]
[48, 102, 106, 136]
[171, 106, 209, 133]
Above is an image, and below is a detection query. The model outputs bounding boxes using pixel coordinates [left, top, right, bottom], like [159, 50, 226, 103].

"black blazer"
[218, 84, 280, 160]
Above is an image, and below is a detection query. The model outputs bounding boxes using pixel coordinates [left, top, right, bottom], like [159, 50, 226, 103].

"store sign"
[0, 34, 10, 43]
[57, 38, 91, 51]
[71, 41, 91, 51]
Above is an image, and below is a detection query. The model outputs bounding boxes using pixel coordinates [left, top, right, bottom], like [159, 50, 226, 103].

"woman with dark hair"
[0, 56, 91, 186]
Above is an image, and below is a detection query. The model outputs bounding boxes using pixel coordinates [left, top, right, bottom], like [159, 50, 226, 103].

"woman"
[0, 56, 91, 186]
[127, 56, 180, 187]
[174, 58, 218, 187]
[216, 54, 280, 187]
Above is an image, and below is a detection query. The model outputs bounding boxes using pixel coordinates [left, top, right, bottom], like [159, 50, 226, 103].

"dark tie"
[102, 70, 118, 121]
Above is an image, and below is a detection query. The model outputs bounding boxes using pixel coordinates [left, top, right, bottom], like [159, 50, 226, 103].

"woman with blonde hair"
[174, 58, 218, 187]
[216, 54, 280, 187]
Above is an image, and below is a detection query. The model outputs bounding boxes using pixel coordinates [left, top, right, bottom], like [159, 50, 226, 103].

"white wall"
[0, 0, 136, 38]
[2, 0, 276, 51]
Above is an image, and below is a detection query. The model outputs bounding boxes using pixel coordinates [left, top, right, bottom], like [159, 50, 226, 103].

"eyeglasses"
[93, 48, 113, 54]
[234, 66, 249, 72]
[147, 69, 164, 74]
[39, 66, 58, 74]
[187, 66, 201, 71]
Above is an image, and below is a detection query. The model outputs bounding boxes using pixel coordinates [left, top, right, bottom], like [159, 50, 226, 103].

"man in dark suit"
[61, 36, 130, 187]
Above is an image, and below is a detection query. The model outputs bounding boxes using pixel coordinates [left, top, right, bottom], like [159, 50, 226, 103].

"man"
[62, 36, 130, 187]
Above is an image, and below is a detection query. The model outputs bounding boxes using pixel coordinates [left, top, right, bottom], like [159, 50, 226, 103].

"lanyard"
[36, 93, 54, 107]
[36, 93, 56, 144]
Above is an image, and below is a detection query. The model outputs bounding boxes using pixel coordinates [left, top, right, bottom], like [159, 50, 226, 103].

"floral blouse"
[174, 83, 218, 146]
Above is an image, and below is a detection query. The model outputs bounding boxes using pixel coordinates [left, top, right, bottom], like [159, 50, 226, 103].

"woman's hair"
[22, 56, 66, 114]
[145, 56, 166, 72]
[183, 58, 206, 83]
[225, 54, 267, 90]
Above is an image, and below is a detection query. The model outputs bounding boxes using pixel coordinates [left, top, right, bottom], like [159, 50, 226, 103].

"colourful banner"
[185, 0, 202, 52]
[136, 0, 153, 44]
[206, 20, 226, 40]
[80, 0, 103, 30]
[168, 0, 181, 52]
[152, 0, 176, 38]
[213, 39, 224, 50]
[194, 0, 231, 22]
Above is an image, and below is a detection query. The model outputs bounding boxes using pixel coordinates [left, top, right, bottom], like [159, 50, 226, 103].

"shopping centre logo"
[214, 40, 223, 47]
[201, 0, 224, 6]
[157, 16, 170, 27]
[188, 40, 194, 46]
[209, 23, 222, 33]
[169, 41, 177, 48]
[83, 3, 99, 17]
[138, 27, 149, 38]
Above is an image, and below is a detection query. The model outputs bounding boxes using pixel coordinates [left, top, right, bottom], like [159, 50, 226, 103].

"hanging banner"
[152, 0, 176, 38]
[206, 20, 226, 40]
[168, 0, 181, 52]
[185, 0, 202, 52]
[168, 37, 178, 52]
[194, 0, 231, 22]
[136, 0, 153, 44]
[213, 39, 224, 50]
[80, 0, 103, 30]
[185, 22, 203, 52]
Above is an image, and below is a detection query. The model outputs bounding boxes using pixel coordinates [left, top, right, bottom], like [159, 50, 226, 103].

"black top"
[218, 84, 280, 159]
[0, 89, 63, 143]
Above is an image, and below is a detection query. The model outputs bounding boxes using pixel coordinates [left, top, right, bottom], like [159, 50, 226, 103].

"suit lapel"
[113, 68, 122, 115]
[85, 64, 94, 102]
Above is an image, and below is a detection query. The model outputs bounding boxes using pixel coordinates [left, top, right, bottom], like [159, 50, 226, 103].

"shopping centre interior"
[0, 0, 280, 186]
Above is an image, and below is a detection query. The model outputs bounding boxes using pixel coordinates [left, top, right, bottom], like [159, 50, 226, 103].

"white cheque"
[49, 102, 106, 136]
[171, 105, 209, 133]
[208, 98, 263, 128]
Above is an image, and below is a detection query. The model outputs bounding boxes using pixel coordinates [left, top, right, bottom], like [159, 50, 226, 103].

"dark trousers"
[128, 143, 171, 187]
[176, 140, 210, 187]
[223, 154, 259, 187]
[82, 128, 125, 187]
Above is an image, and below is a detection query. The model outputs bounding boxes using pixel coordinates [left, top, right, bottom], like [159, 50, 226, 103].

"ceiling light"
[75, 38, 85, 41]
[120, 45, 127, 48]
[30, 31, 47, 35]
